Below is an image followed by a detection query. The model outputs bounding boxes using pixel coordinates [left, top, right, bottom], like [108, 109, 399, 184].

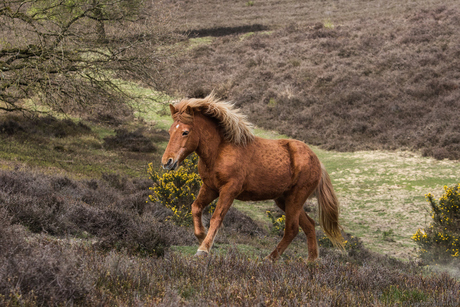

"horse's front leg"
[196, 182, 241, 256]
[192, 183, 218, 244]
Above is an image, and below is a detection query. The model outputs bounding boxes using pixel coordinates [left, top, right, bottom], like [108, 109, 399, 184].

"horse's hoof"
[263, 255, 276, 263]
[306, 258, 321, 266]
[195, 250, 208, 257]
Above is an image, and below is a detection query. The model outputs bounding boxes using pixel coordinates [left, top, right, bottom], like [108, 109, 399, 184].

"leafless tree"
[0, 0, 182, 114]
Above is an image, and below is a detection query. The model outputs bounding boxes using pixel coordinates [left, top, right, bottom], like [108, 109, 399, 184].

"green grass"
[313, 149, 460, 258]
[0, 135, 155, 179]
[253, 126, 289, 140]
[188, 37, 214, 48]
[0, 81, 174, 179]
[171, 243, 271, 258]
[113, 79, 175, 130]
[381, 286, 428, 304]
[233, 199, 273, 232]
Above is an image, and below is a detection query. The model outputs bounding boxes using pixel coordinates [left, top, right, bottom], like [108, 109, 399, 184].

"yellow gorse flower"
[147, 154, 205, 227]
[413, 183, 460, 260]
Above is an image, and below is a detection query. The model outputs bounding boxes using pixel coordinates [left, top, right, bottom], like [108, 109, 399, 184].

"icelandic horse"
[161, 93, 344, 262]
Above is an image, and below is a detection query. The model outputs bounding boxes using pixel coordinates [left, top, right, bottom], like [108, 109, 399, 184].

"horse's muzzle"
[163, 158, 179, 170]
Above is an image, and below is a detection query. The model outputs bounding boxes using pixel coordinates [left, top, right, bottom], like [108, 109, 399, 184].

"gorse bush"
[412, 184, 460, 263]
[148, 154, 203, 227]
[319, 232, 362, 252]
[266, 210, 285, 236]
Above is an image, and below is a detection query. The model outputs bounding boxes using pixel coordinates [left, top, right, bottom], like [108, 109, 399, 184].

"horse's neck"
[195, 115, 223, 169]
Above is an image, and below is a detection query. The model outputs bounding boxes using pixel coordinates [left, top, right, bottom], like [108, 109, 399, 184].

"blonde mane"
[173, 93, 255, 146]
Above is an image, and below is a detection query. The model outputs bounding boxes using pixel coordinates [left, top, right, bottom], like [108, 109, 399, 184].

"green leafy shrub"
[412, 184, 460, 262]
[148, 154, 202, 227]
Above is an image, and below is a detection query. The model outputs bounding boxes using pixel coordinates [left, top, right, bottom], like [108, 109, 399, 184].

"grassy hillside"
[160, 0, 460, 160]
[3, 97, 457, 259]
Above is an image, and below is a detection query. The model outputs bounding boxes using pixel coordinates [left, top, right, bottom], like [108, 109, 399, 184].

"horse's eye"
[182, 131, 189, 136]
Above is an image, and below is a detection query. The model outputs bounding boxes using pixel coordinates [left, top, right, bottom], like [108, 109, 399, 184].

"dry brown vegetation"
[1, 192, 460, 305]
[160, 0, 460, 160]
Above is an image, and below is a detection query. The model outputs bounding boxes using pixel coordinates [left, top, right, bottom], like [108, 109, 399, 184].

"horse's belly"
[236, 189, 286, 201]
[238, 161, 292, 201]
[237, 179, 290, 200]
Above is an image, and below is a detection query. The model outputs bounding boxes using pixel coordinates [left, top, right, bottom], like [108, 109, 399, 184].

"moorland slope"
[160, 0, 460, 160]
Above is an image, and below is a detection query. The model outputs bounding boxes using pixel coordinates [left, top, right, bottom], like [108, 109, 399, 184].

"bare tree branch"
[0, 0, 183, 115]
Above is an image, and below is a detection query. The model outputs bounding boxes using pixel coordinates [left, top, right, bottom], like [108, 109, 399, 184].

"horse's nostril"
[165, 158, 173, 167]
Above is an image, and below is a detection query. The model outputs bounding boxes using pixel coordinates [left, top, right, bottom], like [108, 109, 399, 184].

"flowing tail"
[316, 164, 345, 250]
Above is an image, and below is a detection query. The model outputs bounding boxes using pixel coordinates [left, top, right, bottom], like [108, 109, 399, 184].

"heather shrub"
[0, 209, 90, 305]
[0, 115, 91, 138]
[220, 207, 264, 236]
[412, 184, 460, 263]
[103, 128, 157, 152]
[0, 169, 195, 257]
[1, 185, 459, 306]
[160, 5, 460, 161]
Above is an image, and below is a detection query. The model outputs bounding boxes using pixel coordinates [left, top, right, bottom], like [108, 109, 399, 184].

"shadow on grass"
[186, 24, 269, 38]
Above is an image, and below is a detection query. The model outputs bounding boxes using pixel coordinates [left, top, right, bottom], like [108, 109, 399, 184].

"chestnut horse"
[161, 94, 344, 261]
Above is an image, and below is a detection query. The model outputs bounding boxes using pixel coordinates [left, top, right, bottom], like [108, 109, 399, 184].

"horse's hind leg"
[299, 210, 319, 262]
[268, 186, 312, 261]
[268, 196, 301, 261]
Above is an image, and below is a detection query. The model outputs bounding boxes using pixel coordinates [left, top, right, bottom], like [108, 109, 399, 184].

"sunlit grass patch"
[314, 149, 460, 259]
[110, 79, 175, 129]
[188, 37, 214, 48]
[0, 117, 162, 179]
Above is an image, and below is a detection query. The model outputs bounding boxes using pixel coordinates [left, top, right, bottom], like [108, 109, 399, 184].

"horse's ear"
[185, 105, 194, 116]
[169, 104, 177, 116]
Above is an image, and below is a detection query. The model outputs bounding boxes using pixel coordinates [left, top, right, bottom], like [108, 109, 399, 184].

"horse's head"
[161, 104, 199, 170]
